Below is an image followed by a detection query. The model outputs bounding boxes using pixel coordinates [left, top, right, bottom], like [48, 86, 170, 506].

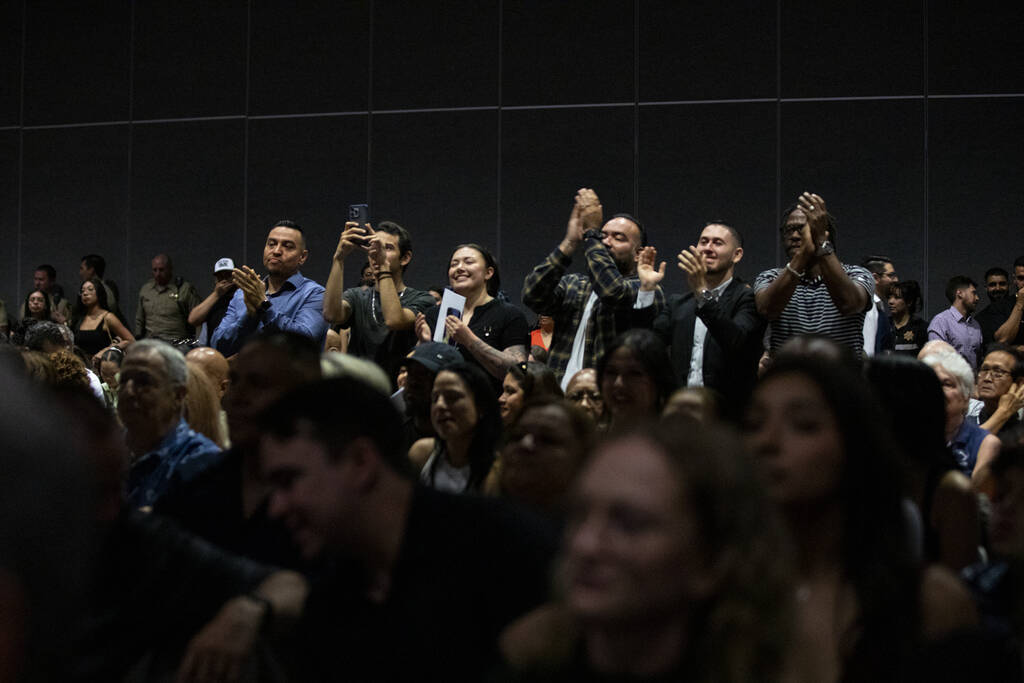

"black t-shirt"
[893, 316, 929, 356]
[424, 297, 530, 378]
[976, 298, 1024, 346]
[343, 285, 437, 383]
[291, 486, 558, 683]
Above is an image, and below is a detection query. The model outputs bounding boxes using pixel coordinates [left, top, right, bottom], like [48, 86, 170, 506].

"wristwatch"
[699, 288, 715, 306]
[257, 299, 271, 315]
[582, 229, 603, 242]
[818, 240, 835, 256]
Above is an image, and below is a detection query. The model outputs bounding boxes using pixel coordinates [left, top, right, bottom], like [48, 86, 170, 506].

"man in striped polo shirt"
[754, 192, 875, 359]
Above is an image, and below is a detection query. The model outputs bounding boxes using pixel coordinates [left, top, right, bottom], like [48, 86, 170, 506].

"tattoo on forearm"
[469, 340, 524, 379]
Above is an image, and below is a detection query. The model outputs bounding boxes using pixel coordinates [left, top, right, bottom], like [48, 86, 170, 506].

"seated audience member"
[523, 188, 665, 389]
[71, 276, 135, 357]
[968, 345, 1024, 438]
[530, 314, 554, 351]
[563, 367, 604, 424]
[496, 397, 593, 517]
[427, 284, 445, 303]
[638, 221, 765, 419]
[528, 344, 549, 363]
[23, 319, 70, 354]
[50, 349, 92, 392]
[397, 342, 464, 451]
[320, 351, 392, 396]
[928, 275, 983, 370]
[154, 332, 320, 569]
[409, 362, 501, 493]
[97, 346, 123, 409]
[596, 329, 675, 430]
[662, 386, 722, 423]
[498, 360, 562, 427]
[500, 421, 793, 682]
[324, 327, 345, 352]
[417, 243, 529, 385]
[918, 338, 957, 360]
[51, 389, 308, 683]
[889, 279, 930, 356]
[866, 355, 981, 570]
[259, 377, 558, 682]
[184, 358, 229, 449]
[324, 220, 436, 386]
[754, 193, 874, 359]
[964, 444, 1024, 661]
[212, 220, 328, 356]
[923, 350, 1001, 482]
[0, 365, 95, 682]
[118, 340, 223, 508]
[21, 349, 57, 385]
[745, 355, 979, 682]
[185, 346, 230, 398]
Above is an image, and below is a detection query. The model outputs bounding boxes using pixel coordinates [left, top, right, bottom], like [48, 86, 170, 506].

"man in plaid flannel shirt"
[523, 188, 666, 389]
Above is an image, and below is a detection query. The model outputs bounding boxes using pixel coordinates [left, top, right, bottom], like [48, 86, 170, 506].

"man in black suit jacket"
[636, 222, 765, 419]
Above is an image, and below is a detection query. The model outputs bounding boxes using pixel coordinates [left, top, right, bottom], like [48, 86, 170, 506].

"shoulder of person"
[919, 564, 978, 640]
[499, 603, 578, 672]
[409, 438, 435, 472]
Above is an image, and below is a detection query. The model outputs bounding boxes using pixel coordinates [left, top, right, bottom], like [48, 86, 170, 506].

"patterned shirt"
[754, 264, 875, 359]
[126, 418, 224, 508]
[522, 237, 665, 383]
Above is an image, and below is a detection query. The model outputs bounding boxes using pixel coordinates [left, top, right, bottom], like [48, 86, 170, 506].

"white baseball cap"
[213, 258, 235, 273]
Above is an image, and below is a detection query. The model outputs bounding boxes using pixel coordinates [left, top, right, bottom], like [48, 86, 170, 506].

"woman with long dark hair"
[744, 355, 977, 682]
[70, 276, 134, 357]
[409, 362, 501, 493]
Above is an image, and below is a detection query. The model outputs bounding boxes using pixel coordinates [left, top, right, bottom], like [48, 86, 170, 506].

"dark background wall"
[2, 0, 1022, 327]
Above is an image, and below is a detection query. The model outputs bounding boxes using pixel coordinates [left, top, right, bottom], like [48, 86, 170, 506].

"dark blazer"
[640, 277, 765, 417]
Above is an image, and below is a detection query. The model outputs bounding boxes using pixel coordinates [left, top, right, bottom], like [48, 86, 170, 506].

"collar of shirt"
[268, 271, 306, 295]
[947, 305, 971, 323]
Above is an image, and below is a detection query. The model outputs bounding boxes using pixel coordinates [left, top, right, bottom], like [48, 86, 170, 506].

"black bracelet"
[582, 229, 603, 241]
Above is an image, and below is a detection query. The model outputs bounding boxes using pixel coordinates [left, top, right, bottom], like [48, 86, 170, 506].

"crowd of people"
[2, 187, 1024, 682]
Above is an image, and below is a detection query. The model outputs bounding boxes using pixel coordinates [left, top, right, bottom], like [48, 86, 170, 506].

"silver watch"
[818, 240, 835, 256]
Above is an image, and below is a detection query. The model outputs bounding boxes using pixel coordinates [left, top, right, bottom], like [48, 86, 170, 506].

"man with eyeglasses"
[967, 345, 1024, 438]
[754, 192, 874, 359]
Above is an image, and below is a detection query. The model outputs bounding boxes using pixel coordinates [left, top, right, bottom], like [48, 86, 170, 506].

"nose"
[267, 489, 288, 520]
[568, 512, 605, 559]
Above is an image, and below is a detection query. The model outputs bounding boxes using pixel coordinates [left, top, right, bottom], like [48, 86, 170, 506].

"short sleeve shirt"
[424, 298, 530, 381]
[342, 286, 437, 383]
[754, 264, 875, 358]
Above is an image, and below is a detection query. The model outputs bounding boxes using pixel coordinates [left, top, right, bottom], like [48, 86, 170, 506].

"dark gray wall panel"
[781, 0, 923, 98]
[928, 98, 1024, 319]
[640, 0, 776, 102]
[23, 0, 131, 126]
[133, 0, 248, 120]
[0, 132, 18, 311]
[371, 110, 499, 294]
[249, 1, 370, 116]
[130, 120, 245, 323]
[501, 106, 634, 307]
[637, 102, 778, 285]
[246, 114, 368, 290]
[0, 0, 22, 127]
[502, 0, 633, 107]
[373, 0, 499, 110]
[20, 126, 131, 307]
[930, 2, 1024, 95]
[780, 99, 926, 306]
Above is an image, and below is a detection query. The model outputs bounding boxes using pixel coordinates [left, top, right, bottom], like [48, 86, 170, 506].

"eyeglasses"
[978, 366, 1011, 380]
[567, 390, 601, 402]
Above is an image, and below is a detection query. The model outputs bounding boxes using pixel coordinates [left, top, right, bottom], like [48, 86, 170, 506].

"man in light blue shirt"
[928, 275, 983, 370]
[212, 220, 328, 356]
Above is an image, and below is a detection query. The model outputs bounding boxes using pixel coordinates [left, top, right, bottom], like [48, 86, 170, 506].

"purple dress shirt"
[927, 305, 983, 370]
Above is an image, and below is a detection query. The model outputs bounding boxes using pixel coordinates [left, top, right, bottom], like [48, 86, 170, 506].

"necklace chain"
[370, 286, 406, 325]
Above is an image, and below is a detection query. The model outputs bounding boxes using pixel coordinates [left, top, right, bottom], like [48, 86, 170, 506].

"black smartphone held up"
[348, 204, 370, 225]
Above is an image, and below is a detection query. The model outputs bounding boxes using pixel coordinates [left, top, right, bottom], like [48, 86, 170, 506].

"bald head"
[186, 347, 230, 397]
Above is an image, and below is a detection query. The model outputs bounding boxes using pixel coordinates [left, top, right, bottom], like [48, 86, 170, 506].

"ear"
[732, 246, 744, 264]
[298, 249, 309, 266]
[484, 266, 495, 282]
[344, 436, 382, 493]
[400, 250, 413, 268]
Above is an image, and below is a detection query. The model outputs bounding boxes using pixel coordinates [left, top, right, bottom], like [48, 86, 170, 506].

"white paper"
[433, 288, 467, 344]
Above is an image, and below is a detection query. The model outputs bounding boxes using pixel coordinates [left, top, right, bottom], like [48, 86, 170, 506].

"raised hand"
[636, 246, 666, 291]
[797, 192, 830, 248]
[414, 312, 432, 343]
[677, 245, 708, 293]
[232, 266, 266, 315]
[577, 187, 603, 232]
[364, 224, 388, 271]
[999, 382, 1024, 416]
[335, 221, 370, 262]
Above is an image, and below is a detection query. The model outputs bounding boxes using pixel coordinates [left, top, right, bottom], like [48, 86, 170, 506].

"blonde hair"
[184, 361, 228, 448]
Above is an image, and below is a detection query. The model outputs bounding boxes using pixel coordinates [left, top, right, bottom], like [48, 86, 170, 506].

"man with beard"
[523, 188, 665, 389]
[929, 275, 984, 371]
[979, 261, 1024, 348]
[634, 221, 764, 419]
[754, 192, 874, 358]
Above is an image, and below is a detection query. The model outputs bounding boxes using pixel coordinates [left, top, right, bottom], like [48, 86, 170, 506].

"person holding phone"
[416, 243, 529, 388]
[324, 218, 436, 387]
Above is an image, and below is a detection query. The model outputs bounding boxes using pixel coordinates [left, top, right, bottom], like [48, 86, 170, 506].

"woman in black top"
[888, 280, 929, 356]
[71, 276, 134, 358]
[417, 243, 528, 383]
